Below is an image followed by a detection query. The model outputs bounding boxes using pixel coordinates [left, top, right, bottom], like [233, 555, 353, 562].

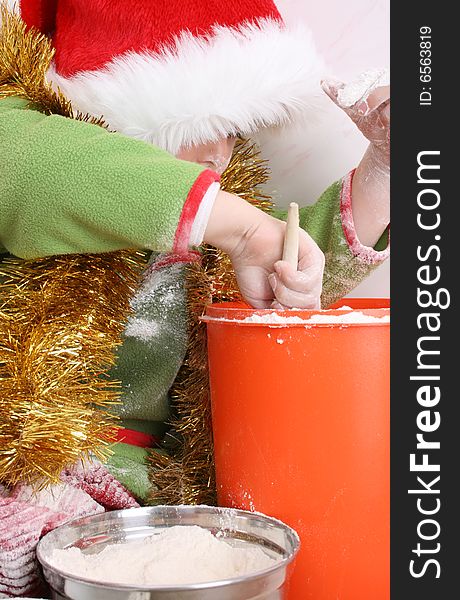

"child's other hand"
[321, 74, 390, 172]
[320, 72, 390, 248]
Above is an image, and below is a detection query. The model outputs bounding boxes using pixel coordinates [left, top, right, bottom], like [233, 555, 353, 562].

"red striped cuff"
[146, 251, 201, 274]
[116, 428, 161, 448]
[340, 170, 390, 265]
[173, 169, 220, 254]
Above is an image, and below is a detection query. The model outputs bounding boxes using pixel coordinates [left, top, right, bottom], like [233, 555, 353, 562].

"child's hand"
[322, 76, 390, 170]
[321, 72, 390, 248]
[204, 192, 324, 309]
[231, 221, 324, 309]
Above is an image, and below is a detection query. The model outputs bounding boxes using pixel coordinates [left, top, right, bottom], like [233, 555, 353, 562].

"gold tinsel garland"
[149, 141, 273, 505]
[0, 5, 145, 486]
[0, 252, 145, 486]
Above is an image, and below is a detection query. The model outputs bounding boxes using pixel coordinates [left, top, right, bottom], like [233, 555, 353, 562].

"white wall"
[258, 0, 390, 297]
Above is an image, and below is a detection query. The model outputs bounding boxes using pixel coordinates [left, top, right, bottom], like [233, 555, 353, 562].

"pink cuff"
[173, 169, 220, 255]
[340, 170, 390, 265]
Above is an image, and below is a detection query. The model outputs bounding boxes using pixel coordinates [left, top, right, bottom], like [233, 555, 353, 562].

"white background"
[259, 0, 390, 297]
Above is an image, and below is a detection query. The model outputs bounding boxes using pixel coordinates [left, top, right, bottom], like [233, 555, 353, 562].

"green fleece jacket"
[0, 96, 389, 500]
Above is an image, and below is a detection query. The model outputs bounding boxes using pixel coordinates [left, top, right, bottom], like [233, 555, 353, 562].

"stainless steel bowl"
[37, 505, 300, 600]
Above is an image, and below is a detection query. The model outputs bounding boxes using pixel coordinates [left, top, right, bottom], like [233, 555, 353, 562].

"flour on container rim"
[240, 311, 389, 325]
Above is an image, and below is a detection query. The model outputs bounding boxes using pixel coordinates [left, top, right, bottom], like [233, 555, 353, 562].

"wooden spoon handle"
[282, 202, 299, 269]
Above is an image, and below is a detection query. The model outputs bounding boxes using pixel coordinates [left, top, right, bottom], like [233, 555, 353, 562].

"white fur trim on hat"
[48, 19, 324, 154]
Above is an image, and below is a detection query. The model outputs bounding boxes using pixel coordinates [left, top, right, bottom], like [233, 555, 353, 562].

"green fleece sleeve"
[271, 177, 389, 308]
[0, 97, 217, 259]
[110, 259, 189, 429]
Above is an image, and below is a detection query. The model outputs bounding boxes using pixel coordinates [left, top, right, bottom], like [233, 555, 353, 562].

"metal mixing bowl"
[37, 505, 300, 600]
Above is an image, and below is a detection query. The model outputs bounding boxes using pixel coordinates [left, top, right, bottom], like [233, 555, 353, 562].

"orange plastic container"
[203, 298, 390, 600]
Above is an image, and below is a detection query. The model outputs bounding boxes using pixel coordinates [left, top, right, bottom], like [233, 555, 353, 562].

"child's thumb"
[320, 78, 344, 104]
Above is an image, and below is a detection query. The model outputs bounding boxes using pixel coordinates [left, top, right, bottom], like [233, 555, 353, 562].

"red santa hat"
[18, 0, 323, 154]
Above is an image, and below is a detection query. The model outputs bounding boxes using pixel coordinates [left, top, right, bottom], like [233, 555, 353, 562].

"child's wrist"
[203, 190, 267, 255]
[188, 182, 221, 247]
[364, 141, 390, 175]
[351, 146, 390, 247]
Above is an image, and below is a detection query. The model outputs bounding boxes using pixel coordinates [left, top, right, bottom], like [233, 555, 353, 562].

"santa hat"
[18, 0, 323, 154]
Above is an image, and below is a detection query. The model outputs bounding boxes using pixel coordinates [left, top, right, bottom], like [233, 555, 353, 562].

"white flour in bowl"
[50, 525, 277, 586]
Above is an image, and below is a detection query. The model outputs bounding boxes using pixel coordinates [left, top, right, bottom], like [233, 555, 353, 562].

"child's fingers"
[374, 98, 391, 128]
[274, 260, 322, 295]
[320, 78, 344, 104]
[269, 272, 320, 309]
[322, 75, 390, 123]
[381, 101, 390, 123]
[268, 260, 322, 309]
[297, 229, 326, 271]
[353, 86, 390, 117]
[270, 231, 324, 308]
[356, 98, 391, 150]
[335, 91, 390, 152]
[365, 85, 390, 112]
